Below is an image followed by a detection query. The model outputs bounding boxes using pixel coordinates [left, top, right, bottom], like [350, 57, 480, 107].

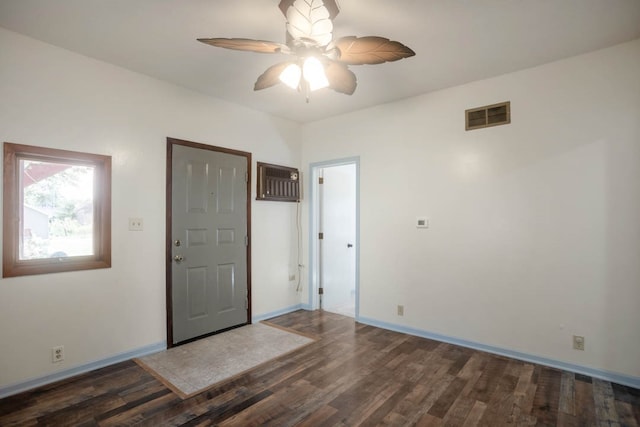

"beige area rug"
[135, 322, 316, 399]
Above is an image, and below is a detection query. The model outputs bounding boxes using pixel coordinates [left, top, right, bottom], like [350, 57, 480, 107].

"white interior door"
[320, 164, 356, 317]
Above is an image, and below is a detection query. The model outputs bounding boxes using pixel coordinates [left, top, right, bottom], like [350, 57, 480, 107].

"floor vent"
[257, 162, 300, 202]
[465, 101, 510, 131]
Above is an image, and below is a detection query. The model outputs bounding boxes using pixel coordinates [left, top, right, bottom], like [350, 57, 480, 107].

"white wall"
[301, 39, 640, 379]
[0, 28, 302, 388]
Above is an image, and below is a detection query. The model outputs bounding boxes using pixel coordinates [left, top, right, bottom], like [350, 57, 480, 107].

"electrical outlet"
[573, 335, 585, 351]
[52, 346, 64, 363]
[397, 305, 404, 316]
[128, 217, 143, 231]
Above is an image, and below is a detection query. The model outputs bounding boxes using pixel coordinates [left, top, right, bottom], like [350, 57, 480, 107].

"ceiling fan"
[198, 0, 415, 99]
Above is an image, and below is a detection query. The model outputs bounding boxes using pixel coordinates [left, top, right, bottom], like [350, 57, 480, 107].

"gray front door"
[169, 140, 250, 345]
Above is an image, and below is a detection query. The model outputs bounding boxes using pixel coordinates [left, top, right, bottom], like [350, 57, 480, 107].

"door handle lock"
[347, 243, 353, 248]
[174, 254, 184, 263]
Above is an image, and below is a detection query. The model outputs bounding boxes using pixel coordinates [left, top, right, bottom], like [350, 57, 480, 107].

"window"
[3, 142, 111, 277]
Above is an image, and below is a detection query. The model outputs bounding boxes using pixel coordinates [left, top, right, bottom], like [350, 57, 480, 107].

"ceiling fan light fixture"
[279, 63, 302, 89]
[302, 56, 329, 91]
[199, 0, 415, 98]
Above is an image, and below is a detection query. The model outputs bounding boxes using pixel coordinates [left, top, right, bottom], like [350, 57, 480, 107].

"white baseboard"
[252, 304, 305, 323]
[358, 316, 640, 389]
[0, 341, 166, 399]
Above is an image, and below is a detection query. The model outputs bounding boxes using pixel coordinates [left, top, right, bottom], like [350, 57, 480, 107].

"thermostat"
[416, 217, 429, 228]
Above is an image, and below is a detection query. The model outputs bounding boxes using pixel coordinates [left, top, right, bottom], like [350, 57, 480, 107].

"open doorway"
[309, 158, 359, 319]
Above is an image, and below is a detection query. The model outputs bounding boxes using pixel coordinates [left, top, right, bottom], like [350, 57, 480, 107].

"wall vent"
[465, 101, 510, 131]
[256, 162, 300, 202]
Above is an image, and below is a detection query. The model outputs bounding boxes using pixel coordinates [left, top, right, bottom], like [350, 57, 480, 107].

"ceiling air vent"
[256, 162, 300, 202]
[465, 101, 510, 131]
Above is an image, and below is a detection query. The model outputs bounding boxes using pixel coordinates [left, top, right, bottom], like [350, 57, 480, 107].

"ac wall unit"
[256, 162, 300, 202]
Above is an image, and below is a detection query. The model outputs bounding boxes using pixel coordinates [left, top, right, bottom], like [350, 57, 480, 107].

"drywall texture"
[301, 39, 640, 379]
[0, 28, 301, 388]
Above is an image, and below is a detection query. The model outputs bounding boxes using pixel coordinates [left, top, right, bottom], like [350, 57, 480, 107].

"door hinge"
[318, 287, 324, 295]
[244, 235, 249, 246]
[318, 232, 324, 240]
[245, 172, 249, 183]
[319, 177, 324, 184]
[245, 297, 249, 309]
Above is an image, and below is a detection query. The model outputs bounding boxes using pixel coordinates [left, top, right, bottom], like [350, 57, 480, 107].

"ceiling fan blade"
[254, 62, 293, 91]
[284, 0, 335, 46]
[325, 61, 357, 95]
[198, 38, 289, 54]
[334, 36, 416, 65]
[279, 0, 339, 20]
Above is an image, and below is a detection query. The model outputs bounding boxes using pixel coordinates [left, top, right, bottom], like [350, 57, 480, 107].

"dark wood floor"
[1, 310, 639, 426]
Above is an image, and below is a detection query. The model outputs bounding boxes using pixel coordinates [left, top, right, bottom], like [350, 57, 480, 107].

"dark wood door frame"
[166, 137, 252, 348]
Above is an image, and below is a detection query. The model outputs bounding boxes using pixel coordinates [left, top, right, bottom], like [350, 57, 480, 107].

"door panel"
[217, 263, 236, 311]
[187, 267, 208, 318]
[187, 161, 209, 213]
[171, 143, 248, 344]
[217, 167, 236, 213]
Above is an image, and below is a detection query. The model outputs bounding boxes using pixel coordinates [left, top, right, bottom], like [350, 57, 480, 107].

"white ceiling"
[1, 0, 639, 123]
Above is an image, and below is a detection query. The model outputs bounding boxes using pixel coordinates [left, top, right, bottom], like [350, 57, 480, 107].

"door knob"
[174, 254, 184, 263]
[347, 243, 353, 248]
